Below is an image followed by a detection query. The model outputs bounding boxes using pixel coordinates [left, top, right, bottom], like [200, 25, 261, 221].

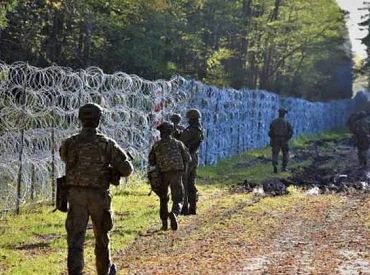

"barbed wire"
[0, 62, 360, 214]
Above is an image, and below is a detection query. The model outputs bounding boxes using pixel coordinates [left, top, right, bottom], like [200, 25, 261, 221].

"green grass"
[0, 130, 351, 274]
[291, 129, 349, 148]
[198, 129, 349, 186]
[0, 174, 223, 274]
[0, 175, 160, 274]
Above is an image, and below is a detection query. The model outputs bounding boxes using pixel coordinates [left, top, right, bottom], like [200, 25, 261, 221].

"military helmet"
[186, 109, 201, 120]
[156, 121, 174, 133]
[78, 103, 103, 122]
[278, 108, 288, 114]
[170, 113, 182, 124]
[358, 111, 367, 120]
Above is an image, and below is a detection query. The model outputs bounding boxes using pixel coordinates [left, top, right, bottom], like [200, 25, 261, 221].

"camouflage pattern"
[149, 137, 190, 172]
[269, 115, 293, 171]
[353, 117, 370, 166]
[147, 167, 162, 196]
[169, 114, 185, 139]
[66, 188, 113, 275]
[149, 126, 191, 229]
[60, 128, 133, 188]
[269, 117, 293, 138]
[157, 171, 184, 220]
[347, 111, 367, 134]
[173, 124, 185, 140]
[180, 121, 204, 214]
[60, 103, 133, 275]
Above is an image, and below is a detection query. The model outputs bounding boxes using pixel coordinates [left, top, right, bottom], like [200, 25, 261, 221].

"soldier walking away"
[148, 122, 191, 230]
[352, 112, 370, 168]
[180, 109, 204, 215]
[268, 108, 293, 173]
[347, 111, 368, 135]
[59, 103, 133, 275]
[170, 113, 185, 139]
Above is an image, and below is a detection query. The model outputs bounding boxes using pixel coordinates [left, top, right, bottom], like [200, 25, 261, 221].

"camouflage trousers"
[158, 171, 184, 220]
[66, 187, 113, 275]
[183, 153, 199, 212]
[271, 138, 289, 168]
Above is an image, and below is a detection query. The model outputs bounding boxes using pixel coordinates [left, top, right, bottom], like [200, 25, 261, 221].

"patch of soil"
[14, 242, 50, 250]
[236, 137, 370, 195]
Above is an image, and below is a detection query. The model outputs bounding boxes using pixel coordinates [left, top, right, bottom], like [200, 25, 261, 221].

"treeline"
[359, 2, 370, 89]
[0, 0, 352, 100]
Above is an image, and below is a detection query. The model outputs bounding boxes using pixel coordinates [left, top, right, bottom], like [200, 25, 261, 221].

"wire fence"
[0, 62, 363, 214]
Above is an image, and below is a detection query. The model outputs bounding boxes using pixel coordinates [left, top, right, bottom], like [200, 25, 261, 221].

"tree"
[0, 0, 352, 100]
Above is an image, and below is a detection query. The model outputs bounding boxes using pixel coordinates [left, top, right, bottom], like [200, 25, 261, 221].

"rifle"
[147, 166, 162, 196]
[54, 176, 68, 212]
[109, 167, 122, 186]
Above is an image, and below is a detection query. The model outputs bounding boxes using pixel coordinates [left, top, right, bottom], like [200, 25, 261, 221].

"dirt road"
[114, 191, 369, 274]
[114, 137, 370, 274]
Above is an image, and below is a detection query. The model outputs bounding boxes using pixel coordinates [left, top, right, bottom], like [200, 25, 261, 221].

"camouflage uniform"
[269, 108, 293, 173]
[180, 109, 204, 215]
[59, 103, 133, 275]
[149, 122, 191, 230]
[347, 111, 366, 134]
[170, 113, 185, 140]
[352, 116, 370, 167]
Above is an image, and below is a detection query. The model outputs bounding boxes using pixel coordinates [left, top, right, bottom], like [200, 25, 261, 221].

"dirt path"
[114, 137, 370, 274]
[114, 192, 369, 274]
[241, 194, 370, 274]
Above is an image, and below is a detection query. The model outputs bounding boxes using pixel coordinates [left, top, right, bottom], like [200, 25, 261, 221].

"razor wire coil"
[0, 62, 359, 214]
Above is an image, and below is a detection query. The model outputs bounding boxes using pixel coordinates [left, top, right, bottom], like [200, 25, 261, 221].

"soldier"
[352, 112, 370, 167]
[59, 103, 133, 275]
[170, 113, 185, 139]
[148, 121, 191, 230]
[347, 111, 367, 134]
[268, 108, 293, 173]
[180, 109, 204, 215]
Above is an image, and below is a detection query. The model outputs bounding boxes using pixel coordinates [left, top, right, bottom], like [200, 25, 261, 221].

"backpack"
[65, 134, 111, 188]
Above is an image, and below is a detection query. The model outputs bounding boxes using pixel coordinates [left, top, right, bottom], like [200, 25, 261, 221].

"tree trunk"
[82, 12, 93, 67]
[45, 10, 64, 64]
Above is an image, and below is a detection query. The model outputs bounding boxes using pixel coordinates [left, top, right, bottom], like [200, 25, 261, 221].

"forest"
[0, 0, 355, 100]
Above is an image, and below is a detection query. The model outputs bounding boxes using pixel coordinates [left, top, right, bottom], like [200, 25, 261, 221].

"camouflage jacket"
[347, 112, 361, 133]
[148, 136, 191, 172]
[269, 118, 293, 140]
[179, 123, 204, 154]
[172, 124, 185, 140]
[59, 128, 133, 188]
[353, 117, 370, 136]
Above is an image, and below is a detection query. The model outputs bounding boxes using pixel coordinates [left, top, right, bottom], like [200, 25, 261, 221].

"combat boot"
[188, 203, 197, 215]
[109, 264, 117, 275]
[169, 212, 178, 231]
[161, 219, 168, 231]
[180, 206, 189, 215]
